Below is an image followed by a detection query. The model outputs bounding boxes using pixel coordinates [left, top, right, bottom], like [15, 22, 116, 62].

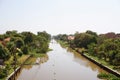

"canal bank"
[71, 47, 120, 78]
[6, 55, 31, 80]
[16, 40, 106, 80]
[57, 40, 120, 80]
[57, 40, 120, 78]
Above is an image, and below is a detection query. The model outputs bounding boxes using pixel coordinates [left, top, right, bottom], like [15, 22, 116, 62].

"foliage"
[87, 43, 97, 56]
[0, 43, 10, 60]
[15, 37, 24, 48]
[0, 63, 11, 79]
[0, 35, 4, 41]
[0, 30, 51, 79]
[97, 73, 120, 80]
[74, 33, 97, 48]
[54, 34, 68, 41]
[22, 45, 29, 54]
[22, 32, 34, 45]
[36, 33, 49, 53]
[86, 30, 98, 37]
[0, 68, 6, 79]
[70, 31, 120, 66]
[17, 48, 23, 56]
[37, 31, 51, 41]
[54, 30, 120, 78]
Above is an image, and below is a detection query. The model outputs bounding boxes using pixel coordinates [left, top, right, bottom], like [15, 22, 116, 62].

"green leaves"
[0, 43, 10, 60]
[74, 33, 97, 48]
[15, 37, 24, 48]
[97, 72, 120, 80]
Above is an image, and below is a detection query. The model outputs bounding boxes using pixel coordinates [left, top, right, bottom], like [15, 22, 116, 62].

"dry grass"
[17, 55, 30, 64]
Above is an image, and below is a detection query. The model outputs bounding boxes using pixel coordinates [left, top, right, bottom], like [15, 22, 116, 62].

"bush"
[22, 46, 29, 54]
[18, 52, 22, 56]
[0, 68, 7, 78]
[0, 43, 10, 60]
[17, 48, 23, 56]
[97, 73, 120, 80]
[97, 73, 109, 79]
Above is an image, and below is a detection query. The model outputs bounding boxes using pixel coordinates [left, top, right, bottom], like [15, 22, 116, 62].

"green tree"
[88, 43, 98, 56]
[21, 32, 34, 45]
[37, 31, 51, 41]
[113, 52, 120, 65]
[36, 36, 49, 53]
[22, 46, 29, 54]
[86, 30, 98, 37]
[0, 35, 4, 41]
[15, 37, 24, 48]
[74, 33, 97, 48]
[6, 30, 18, 38]
[0, 43, 10, 60]
[0, 68, 6, 78]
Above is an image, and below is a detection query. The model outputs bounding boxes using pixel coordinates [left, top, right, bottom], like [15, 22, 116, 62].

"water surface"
[17, 40, 105, 80]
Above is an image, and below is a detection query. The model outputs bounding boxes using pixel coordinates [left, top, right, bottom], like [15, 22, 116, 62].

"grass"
[97, 72, 120, 80]
[1, 42, 57, 79]
[48, 48, 53, 51]
[23, 50, 48, 65]
[84, 53, 118, 71]
[24, 57, 36, 65]
[57, 40, 69, 47]
[24, 53, 48, 65]
[2, 54, 30, 80]
[30, 49, 47, 58]
[2, 46, 51, 79]
[17, 55, 30, 64]
[83, 53, 120, 80]
[4, 56, 14, 65]
[5, 54, 30, 64]
[70, 47, 120, 79]
[31, 53, 47, 57]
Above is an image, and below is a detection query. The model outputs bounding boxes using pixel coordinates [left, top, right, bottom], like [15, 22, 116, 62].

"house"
[68, 36, 75, 40]
[0, 37, 10, 46]
[99, 33, 120, 39]
[116, 34, 120, 38]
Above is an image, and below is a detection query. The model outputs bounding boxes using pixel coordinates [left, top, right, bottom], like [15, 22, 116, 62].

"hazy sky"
[0, 0, 120, 35]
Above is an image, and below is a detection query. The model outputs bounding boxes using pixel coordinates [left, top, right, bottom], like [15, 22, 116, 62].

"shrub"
[0, 68, 7, 78]
[97, 73, 109, 79]
[22, 46, 29, 54]
[97, 73, 120, 80]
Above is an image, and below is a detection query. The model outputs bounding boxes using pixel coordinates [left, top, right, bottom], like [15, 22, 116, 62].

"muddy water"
[16, 40, 105, 80]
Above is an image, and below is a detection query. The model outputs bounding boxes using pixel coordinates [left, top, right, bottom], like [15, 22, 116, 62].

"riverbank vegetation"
[54, 30, 120, 79]
[57, 40, 69, 47]
[0, 30, 51, 79]
[97, 72, 120, 80]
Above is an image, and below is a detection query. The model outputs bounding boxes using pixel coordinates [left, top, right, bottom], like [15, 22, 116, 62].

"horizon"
[0, 29, 120, 36]
[0, 0, 120, 35]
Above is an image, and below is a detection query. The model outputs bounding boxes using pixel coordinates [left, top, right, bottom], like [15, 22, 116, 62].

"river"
[16, 40, 105, 80]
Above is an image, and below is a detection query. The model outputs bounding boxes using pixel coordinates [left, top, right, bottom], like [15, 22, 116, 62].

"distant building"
[0, 37, 10, 46]
[105, 32, 116, 38]
[99, 32, 120, 39]
[116, 34, 120, 38]
[68, 36, 75, 40]
[4, 37, 11, 42]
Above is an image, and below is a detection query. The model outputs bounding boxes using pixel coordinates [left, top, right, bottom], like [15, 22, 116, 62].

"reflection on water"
[15, 54, 49, 80]
[39, 55, 49, 63]
[66, 48, 105, 73]
[16, 40, 105, 80]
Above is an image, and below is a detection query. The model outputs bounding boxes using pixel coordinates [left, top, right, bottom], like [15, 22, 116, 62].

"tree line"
[0, 30, 51, 78]
[54, 30, 120, 66]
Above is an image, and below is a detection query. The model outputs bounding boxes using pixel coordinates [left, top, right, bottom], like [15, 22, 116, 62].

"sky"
[0, 0, 120, 35]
